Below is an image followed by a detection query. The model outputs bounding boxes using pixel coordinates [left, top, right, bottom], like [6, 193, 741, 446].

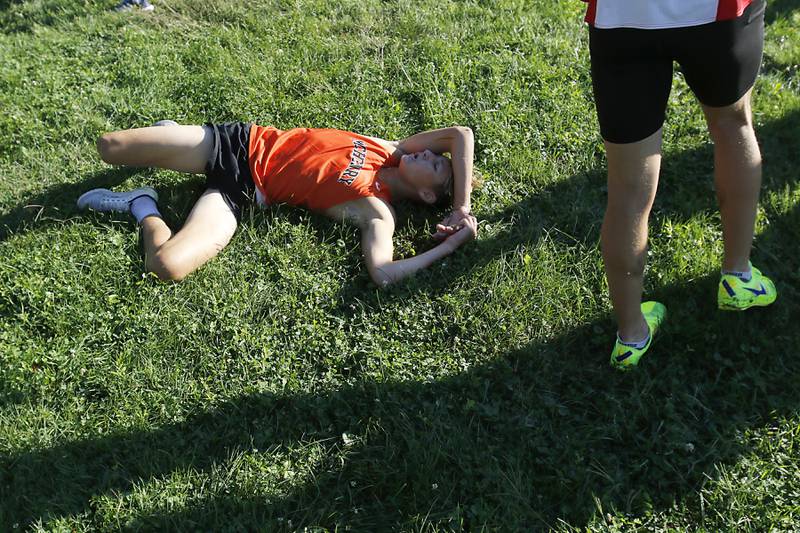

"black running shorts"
[203, 121, 255, 218]
[589, 0, 765, 144]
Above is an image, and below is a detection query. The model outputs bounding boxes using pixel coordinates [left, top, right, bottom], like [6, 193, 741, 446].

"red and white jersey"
[584, 0, 752, 29]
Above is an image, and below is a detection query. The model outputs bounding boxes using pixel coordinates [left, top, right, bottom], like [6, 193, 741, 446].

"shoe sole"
[718, 299, 776, 311]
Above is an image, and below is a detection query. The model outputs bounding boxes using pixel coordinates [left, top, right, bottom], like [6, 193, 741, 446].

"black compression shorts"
[589, 0, 765, 144]
[203, 122, 255, 218]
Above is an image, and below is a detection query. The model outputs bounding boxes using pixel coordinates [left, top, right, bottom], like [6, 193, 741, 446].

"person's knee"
[606, 183, 656, 216]
[145, 250, 189, 282]
[706, 106, 752, 143]
[97, 133, 123, 164]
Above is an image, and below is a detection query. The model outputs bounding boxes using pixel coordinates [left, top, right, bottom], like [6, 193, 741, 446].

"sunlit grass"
[1, 0, 799, 530]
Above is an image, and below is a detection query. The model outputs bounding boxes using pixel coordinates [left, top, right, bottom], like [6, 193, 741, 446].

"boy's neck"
[377, 167, 415, 201]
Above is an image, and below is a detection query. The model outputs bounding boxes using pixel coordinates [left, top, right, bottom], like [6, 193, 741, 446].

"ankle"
[617, 318, 649, 345]
[722, 261, 752, 282]
[130, 195, 161, 224]
[722, 258, 751, 273]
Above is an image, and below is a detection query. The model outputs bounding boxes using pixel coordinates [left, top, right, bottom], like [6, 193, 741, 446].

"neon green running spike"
[718, 264, 777, 311]
[610, 301, 667, 370]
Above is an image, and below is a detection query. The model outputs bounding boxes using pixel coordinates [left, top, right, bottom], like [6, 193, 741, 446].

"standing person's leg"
[81, 124, 239, 280]
[602, 129, 662, 342]
[678, 0, 775, 310]
[701, 91, 760, 273]
[590, 27, 670, 368]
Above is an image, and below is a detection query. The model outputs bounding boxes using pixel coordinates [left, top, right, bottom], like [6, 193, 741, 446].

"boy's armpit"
[324, 196, 396, 229]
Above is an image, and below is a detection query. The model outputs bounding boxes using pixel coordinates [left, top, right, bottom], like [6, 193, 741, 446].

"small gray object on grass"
[114, 0, 154, 12]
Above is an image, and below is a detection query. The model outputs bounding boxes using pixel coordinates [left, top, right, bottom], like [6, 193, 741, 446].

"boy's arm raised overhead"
[394, 126, 476, 235]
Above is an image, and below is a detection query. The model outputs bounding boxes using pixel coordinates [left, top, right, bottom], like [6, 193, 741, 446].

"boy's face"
[398, 150, 452, 203]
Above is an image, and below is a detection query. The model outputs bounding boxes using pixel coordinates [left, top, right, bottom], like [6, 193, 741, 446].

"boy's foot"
[77, 187, 158, 213]
[114, 0, 154, 12]
[718, 264, 777, 311]
[610, 301, 667, 370]
[152, 119, 179, 127]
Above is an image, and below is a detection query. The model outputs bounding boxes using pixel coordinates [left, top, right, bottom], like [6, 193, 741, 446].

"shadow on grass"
[0, 0, 147, 35]
[2, 109, 799, 528]
[3, 259, 798, 529]
[0, 0, 24, 11]
[765, 0, 800, 24]
[760, 52, 799, 92]
[0, 168, 140, 243]
[0, 167, 226, 246]
[0, 0, 95, 34]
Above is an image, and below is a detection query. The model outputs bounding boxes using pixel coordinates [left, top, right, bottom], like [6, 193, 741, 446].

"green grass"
[1, 0, 800, 530]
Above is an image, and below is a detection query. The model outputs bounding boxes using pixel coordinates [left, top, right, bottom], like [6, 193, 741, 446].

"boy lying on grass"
[78, 121, 478, 286]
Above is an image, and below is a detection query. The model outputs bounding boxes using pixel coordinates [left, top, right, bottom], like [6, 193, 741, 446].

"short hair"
[434, 155, 482, 207]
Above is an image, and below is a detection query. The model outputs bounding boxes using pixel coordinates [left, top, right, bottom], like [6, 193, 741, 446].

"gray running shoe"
[77, 187, 158, 213]
[152, 120, 179, 127]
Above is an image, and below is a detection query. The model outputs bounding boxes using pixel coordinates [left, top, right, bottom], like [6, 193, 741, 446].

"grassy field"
[1, 0, 799, 530]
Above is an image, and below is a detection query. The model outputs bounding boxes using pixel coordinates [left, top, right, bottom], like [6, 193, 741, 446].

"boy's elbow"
[455, 126, 473, 140]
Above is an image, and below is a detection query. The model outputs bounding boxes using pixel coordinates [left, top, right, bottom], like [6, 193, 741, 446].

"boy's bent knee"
[145, 251, 189, 282]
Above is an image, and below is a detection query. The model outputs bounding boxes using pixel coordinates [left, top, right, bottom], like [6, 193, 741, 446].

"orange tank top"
[247, 126, 396, 211]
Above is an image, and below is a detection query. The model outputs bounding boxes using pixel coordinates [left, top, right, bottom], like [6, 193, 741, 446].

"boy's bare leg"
[92, 125, 237, 280]
[140, 216, 174, 255]
[97, 125, 212, 174]
[601, 128, 663, 342]
[701, 90, 761, 273]
[141, 189, 237, 281]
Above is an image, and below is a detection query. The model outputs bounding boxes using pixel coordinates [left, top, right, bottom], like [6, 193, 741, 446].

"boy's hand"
[443, 214, 478, 251]
[434, 207, 472, 240]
